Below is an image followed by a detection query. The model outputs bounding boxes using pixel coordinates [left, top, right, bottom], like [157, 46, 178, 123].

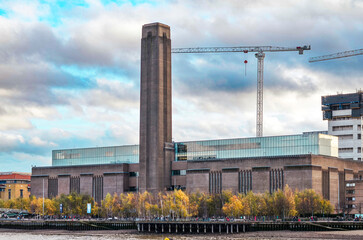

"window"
[129, 172, 139, 177]
[177, 156, 187, 161]
[339, 148, 353, 153]
[337, 134, 353, 140]
[8, 189, 11, 199]
[177, 144, 187, 153]
[333, 125, 353, 131]
[128, 187, 137, 192]
[333, 117, 351, 121]
[346, 197, 356, 201]
[346, 190, 355, 194]
[358, 134, 361, 140]
[346, 204, 356, 209]
[358, 147, 361, 153]
[172, 170, 186, 176]
[346, 183, 355, 187]
[20, 189, 23, 198]
[342, 104, 350, 109]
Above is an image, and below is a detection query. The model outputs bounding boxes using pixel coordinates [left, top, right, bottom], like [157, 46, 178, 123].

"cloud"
[0, 132, 25, 151]
[29, 136, 57, 147]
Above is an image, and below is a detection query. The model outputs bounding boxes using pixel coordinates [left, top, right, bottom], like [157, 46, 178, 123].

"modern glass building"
[52, 133, 338, 166]
[52, 145, 139, 166]
[175, 133, 338, 161]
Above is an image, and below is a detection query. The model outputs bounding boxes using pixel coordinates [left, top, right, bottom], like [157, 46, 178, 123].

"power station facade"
[32, 23, 363, 214]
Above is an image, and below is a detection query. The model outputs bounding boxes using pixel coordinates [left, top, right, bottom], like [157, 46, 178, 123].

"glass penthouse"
[52, 132, 338, 166]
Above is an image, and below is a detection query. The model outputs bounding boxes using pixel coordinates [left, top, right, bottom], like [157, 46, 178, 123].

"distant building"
[322, 91, 363, 161]
[0, 172, 31, 200]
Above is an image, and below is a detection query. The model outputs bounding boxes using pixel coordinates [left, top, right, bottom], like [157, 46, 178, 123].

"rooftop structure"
[52, 133, 338, 167]
[322, 91, 363, 161]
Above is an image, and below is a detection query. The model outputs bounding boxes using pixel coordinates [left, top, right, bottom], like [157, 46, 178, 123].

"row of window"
[337, 134, 361, 140]
[333, 125, 354, 131]
[5, 189, 24, 199]
[346, 183, 356, 187]
[338, 147, 362, 153]
[332, 125, 362, 131]
[0, 180, 29, 184]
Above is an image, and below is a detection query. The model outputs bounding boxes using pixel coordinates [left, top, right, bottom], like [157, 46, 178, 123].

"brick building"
[0, 172, 31, 200]
[31, 23, 363, 215]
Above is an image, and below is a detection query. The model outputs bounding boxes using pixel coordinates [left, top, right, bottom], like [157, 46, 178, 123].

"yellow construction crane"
[172, 45, 311, 137]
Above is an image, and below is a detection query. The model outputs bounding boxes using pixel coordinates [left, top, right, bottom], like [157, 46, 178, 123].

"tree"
[222, 195, 245, 217]
[102, 193, 113, 218]
[111, 193, 121, 218]
[272, 185, 296, 219]
[320, 198, 334, 216]
[188, 192, 202, 217]
[295, 189, 322, 216]
[174, 190, 190, 218]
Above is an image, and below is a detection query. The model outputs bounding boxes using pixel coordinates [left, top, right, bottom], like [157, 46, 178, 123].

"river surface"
[2, 230, 363, 240]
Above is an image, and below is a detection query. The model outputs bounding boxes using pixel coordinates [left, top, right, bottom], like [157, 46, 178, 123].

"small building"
[343, 178, 363, 215]
[0, 172, 31, 200]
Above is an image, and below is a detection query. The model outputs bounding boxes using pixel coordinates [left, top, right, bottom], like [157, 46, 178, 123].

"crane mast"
[172, 45, 311, 137]
[255, 51, 265, 137]
[309, 48, 363, 62]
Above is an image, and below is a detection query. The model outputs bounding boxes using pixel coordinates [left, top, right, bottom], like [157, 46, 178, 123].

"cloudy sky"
[0, 0, 362, 172]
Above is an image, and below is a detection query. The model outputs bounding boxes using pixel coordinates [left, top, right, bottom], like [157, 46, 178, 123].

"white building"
[322, 91, 363, 161]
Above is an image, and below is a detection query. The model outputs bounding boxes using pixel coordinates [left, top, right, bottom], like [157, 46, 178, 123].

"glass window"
[129, 172, 139, 177]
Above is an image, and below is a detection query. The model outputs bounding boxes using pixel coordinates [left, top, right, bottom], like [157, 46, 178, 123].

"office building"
[322, 91, 363, 161]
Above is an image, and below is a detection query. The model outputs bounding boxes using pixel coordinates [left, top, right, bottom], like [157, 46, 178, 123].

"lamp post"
[42, 178, 45, 217]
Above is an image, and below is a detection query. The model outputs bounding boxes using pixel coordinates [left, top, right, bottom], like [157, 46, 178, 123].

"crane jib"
[171, 45, 311, 54]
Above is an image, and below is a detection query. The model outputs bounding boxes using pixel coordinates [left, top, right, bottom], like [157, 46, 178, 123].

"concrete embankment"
[2, 220, 363, 234]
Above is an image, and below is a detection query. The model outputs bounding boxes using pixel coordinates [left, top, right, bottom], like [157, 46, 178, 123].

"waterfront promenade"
[2, 219, 363, 234]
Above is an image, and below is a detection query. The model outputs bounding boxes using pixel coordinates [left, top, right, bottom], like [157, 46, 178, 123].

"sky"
[0, 0, 362, 172]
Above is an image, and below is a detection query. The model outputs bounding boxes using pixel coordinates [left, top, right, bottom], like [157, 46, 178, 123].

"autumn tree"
[295, 189, 322, 216]
[174, 190, 190, 218]
[272, 185, 297, 219]
[222, 195, 245, 217]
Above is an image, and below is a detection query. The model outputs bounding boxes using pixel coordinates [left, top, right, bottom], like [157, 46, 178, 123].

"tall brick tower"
[139, 23, 173, 193]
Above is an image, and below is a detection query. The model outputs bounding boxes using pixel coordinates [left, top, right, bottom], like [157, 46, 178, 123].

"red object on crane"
[244, 60, 248, 75]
